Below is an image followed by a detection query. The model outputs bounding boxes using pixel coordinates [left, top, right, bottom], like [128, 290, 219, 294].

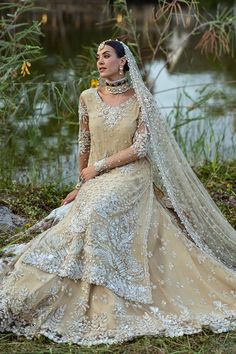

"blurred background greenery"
[0, 0, 236, 186]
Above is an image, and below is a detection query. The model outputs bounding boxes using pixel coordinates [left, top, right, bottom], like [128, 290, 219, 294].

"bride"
[0, 39, 235, 346]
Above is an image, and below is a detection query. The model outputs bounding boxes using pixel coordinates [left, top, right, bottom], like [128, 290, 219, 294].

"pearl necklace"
[105, 77, 132, 95]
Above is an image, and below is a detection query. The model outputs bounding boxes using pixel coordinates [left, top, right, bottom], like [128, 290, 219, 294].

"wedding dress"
[0, 41, 235, 346]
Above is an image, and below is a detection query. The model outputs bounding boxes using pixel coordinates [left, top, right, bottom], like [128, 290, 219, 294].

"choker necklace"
[105, 77, 132, 95]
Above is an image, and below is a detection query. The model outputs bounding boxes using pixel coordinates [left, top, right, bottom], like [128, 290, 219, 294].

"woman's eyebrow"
[96, 51, 111, 56]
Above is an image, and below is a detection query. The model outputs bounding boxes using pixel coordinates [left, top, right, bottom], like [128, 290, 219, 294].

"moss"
[0, 161, 235, 352]
[0, 182, 72, 249]
[0, 328, 235, 353]
[0, 182, 72, 224]
[194, 161, 236, 228]
[1, 161, 235, 230]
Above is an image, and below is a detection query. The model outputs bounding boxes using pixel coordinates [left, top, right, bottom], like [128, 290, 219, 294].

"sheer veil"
[121, 41, 236, 271]
[8, 40, 235, 272]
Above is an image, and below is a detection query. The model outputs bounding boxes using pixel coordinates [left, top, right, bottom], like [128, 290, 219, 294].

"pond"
[1, 0, 236, 185]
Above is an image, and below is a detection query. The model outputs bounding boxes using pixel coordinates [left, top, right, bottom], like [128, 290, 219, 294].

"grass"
[0, 329, 235, 354]
[0, 161, 235, 353]
[194, 161, 236, 229]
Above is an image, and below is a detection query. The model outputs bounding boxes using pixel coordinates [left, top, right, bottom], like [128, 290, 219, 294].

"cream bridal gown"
[0, 87, 235, 346]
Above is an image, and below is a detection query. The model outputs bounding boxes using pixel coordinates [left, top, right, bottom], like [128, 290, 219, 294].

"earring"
[119, 66, 123, 75]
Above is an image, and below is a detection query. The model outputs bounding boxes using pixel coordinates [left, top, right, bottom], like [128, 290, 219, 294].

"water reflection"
[1, 1, 236, 185]
[148, 59, 236, 160]
[34, 101, 52, 121]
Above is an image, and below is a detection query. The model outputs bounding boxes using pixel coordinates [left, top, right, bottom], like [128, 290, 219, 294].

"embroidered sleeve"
[78, 96, 90, 154]
[131, 109, 150, 158]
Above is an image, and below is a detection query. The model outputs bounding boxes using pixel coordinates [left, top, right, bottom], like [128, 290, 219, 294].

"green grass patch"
[0, 328, 235, 353]
[194, 161, 236, 228]
[0, 161, 235, 353]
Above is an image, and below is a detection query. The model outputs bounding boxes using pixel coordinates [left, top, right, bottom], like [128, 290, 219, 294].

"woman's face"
[96, 44, 126, 81]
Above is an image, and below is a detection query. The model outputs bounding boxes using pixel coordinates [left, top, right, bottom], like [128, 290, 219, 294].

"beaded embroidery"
[95, 90, 137, 128]
[0, 41, 236, 348]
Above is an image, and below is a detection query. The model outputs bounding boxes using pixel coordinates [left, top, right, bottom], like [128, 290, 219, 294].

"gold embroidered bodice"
[78, 88, 149, 165]
[19, 87, 154, 304]
[0, 87, 236, 346]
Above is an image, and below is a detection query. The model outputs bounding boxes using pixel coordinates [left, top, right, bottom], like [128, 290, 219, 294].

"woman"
[0, 39, 236, 346]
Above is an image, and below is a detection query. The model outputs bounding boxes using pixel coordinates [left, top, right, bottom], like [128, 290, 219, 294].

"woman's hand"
[80, 165, 98, 182]
[61, 189, 79, 205]
[61, 166, 98, 206]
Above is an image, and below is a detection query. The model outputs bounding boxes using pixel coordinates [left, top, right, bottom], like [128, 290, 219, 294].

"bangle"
[94, 158, 107, 173]
[75, 175, 85, 190]
[75, 182, 82, 190]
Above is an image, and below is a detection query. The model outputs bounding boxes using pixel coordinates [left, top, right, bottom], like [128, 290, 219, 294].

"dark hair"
[104, 40, 129, 72]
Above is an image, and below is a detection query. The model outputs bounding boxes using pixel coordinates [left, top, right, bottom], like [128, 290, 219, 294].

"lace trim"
[132, 129, 150, 158]
[19, 175, 154, 305]
[20, 250, 153, 303]
[78, 98, 89, 124]
[1, 303, 235, 346]
[78, 128, 90, 154]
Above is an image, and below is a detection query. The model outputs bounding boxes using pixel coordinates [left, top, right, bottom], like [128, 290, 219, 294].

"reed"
[0, 0, 236, 186]
[0, 2, 235, 351]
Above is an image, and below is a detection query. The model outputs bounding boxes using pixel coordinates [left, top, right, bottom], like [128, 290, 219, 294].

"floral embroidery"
[78, 98, 89, 124]
[78, 97, 90, 154]
[78, 128, 90, 154]
[20, 169, 154, 304]
[0, 86, 235, 347]
[95, 90, 136, 129]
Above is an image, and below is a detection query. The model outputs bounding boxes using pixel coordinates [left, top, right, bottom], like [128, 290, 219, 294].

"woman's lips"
[99, 68, 106, 72]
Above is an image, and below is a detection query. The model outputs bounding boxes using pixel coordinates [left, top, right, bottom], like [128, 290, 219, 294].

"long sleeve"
[130, 110, 150, 158]
[78, 95, 90, 172]
[94, 109, 150, 173]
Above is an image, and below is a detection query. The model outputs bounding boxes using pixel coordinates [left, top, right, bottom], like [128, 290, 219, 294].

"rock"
[0, 205, 26, 233]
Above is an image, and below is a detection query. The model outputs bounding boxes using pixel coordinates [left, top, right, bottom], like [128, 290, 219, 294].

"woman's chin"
[100, 72, 109, 79]
[100, 72, 120, 80]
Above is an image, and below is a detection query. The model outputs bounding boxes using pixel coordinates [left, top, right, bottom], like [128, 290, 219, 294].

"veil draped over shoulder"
[11, 40, 236, 272]
[121, 41, 236, 271]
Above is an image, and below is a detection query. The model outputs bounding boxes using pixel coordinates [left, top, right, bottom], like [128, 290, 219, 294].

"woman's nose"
[97, 57, 104, 66]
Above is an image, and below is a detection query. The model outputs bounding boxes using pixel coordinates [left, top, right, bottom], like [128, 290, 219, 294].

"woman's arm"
[78, 96, 90, 172]
[80, 112, 150, 181]
[62, 95, 90, 205]
[95, 120, 149, 171]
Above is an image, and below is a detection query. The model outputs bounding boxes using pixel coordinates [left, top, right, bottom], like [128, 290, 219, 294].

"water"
[1, 1, 236, 185]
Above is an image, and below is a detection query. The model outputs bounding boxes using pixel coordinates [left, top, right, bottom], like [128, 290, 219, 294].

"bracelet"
[94, 157, 107, 173]
[75, 175, 85, 190]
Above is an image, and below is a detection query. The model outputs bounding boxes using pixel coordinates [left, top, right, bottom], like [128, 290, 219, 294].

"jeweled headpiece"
[97, 41, 106, 52]
[98, 38, 122, 52]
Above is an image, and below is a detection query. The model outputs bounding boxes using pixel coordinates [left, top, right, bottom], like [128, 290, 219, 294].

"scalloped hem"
[1, 313, 236, 347]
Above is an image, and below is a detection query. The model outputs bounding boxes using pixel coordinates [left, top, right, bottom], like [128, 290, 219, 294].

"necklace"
[105, 77, 132, 95]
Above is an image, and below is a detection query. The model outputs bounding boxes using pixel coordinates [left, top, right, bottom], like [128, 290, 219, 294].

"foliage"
[0, 0, 43, 121]
[0, 181, 71, 221]
[0, 0, 82, 122]
[0, 328, 235, 353]
[110, 0, 236, 82]
[0, 0, 236, 184]
[0, 1, 85, 186]
[0, 0, 43, 81]
[194, 161, 236, 229]
[0, 160, 235, 351]
[66, 0, 236, 167]
[0, 160, 235, 244]
[163, 85, 236, 164]
[0, 3, 235, 352]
